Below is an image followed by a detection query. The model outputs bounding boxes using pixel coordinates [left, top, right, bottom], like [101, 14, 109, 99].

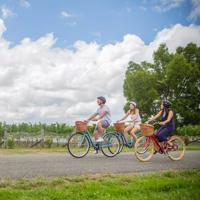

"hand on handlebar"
[159, 121, 166, 126]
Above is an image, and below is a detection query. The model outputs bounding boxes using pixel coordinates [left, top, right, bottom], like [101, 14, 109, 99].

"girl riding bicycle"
[148, 100, 175, 144]
[117, 101, 141, 143]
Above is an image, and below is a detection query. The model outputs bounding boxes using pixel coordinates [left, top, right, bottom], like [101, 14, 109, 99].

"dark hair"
[161, 100, 171, 116]
[97, 96, 106, 104]
[163, 100, 171, 108]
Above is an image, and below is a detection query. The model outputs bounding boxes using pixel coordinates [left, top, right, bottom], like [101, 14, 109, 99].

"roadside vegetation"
[0, 170, 199, 200]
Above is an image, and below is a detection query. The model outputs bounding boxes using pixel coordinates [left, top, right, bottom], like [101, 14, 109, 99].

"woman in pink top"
[117, 101, 141, 142]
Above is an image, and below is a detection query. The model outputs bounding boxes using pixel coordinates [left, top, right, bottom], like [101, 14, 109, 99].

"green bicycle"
[113, 122, 142, 154]
[67, 121, 121, 158]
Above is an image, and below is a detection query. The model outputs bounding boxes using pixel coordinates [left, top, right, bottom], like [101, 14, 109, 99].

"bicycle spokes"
[67, 133, 90, 158]
[101, 133, 120, 157]
[166, 136, 185, 161]
[135, 136, 154, 162]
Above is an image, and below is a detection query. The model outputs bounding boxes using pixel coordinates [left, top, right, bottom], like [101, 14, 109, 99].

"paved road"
[0, 151, 200, 179]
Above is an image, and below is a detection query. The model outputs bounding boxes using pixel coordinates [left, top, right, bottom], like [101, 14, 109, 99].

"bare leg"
[123, 125, 133, 141]
[130, 127, 138, 141]
[97, 121, 104, 138]
[93, 122, 104, 140]
[93, 130, 99, 140]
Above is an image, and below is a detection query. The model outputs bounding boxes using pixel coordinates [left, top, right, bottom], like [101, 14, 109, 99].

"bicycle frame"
[78, 131, 99, 149]
[78, 130, 114, 150]
[115, 132, 133, 148]
[115, 131, 141, 148]
[144, 134, 168, 154]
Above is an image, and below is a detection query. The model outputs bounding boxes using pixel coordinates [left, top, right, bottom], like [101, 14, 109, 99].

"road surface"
[0, 151, 199, 179]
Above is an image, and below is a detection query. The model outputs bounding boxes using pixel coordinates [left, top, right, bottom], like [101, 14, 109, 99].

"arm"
[117, 111, 130, 122]
[86, 113, 98, 122]
[160, 111, 173, 126]
[148, 110, 162, 122]
[135, 108, 139, 116]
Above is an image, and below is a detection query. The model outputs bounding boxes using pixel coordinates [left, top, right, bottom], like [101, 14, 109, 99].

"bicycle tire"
[167, 135, 185, 161]
[67, 132, 90, 158]
[101, 132, 120, 157]
[135, 136, 154, 162]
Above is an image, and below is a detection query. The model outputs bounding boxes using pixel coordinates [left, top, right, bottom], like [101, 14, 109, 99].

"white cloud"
[154, 0, 185, 12]
[0, 19, 200, 124]
[61, 11, 77, 26]
[61, 11, 73, 18]
[20, 0, 31, 8]
[0, 5, 14, 19]
[188, 0, 200, 20]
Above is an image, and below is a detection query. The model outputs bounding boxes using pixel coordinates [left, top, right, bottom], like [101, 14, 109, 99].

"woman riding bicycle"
[148, 100, 175, 143]
[117, 101, 141, 143]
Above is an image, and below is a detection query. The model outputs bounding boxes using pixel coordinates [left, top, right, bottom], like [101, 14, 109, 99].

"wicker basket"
[75, 121, 87, 132]
[114, 122, 125, 132]
[140, 123, 154, 136]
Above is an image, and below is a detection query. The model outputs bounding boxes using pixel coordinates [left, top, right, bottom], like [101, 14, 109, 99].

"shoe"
[128, 140, 135, 145]
[96, 137, 104, 143]
[93, 150, 98, 154]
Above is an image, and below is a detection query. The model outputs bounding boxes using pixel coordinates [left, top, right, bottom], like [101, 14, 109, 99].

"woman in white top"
[117, 101, 141, 142]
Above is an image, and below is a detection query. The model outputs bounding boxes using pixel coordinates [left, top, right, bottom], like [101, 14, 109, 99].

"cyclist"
[117, 101, 141, 143]
[85, 96, 111, 143]
[148, 100, 175, 144]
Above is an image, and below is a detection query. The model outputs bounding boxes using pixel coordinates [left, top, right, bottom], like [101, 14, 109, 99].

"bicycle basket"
[114, 122, 125, 132]
[75, 121, 87, 132]
[140, 124, 154, 136]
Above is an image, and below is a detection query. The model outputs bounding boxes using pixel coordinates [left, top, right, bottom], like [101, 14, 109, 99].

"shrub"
[176, 125, 200, 137]
[44, 137, 53, 148]
[6, 137, 15, 149]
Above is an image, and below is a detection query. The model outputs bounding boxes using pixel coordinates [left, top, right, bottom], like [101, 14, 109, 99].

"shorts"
[134, 122, 141, 130]
[95, 120, 110, 130]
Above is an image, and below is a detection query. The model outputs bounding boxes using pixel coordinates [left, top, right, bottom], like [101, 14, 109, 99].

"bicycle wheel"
[67, 132, 90, 158]
[101, 132, 120, 157]
[167, 136, 185, 161]
[117, 134, 124, 154]
[135, 136, 154, 162]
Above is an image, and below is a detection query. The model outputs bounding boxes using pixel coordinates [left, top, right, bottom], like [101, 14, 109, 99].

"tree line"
[0, 122, 74, 136]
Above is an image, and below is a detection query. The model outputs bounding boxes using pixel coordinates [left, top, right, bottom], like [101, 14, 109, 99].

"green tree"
[123, 62, 159, 119]
[123, 43, 200, 125]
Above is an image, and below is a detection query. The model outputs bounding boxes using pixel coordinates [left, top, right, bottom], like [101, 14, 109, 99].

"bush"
[6, 137, 15, 149]
[44, 137, 53, 148]
[177, 125, 200, 137]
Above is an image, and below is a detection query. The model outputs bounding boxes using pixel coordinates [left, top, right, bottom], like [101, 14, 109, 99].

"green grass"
[0, 147, 67, 155]
[0, 141, 199, 155]
[0, 170, 199, 200]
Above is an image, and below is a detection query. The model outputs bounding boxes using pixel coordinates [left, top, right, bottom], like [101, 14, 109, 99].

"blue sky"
[0, 0, 199, 47]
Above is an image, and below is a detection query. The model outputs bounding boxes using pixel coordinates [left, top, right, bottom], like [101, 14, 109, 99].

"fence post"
[4, 128, 7, 148]
[41, 128, 45, 148]
[56, 137, 59, 147]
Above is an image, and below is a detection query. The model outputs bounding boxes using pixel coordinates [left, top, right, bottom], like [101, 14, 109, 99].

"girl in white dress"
[117, 101, 141, 142]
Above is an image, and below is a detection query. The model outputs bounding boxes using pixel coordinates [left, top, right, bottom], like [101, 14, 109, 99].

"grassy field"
[0, 170, 199, 200]
[0, 142, 199, 155]
[0, 147, 67, 155]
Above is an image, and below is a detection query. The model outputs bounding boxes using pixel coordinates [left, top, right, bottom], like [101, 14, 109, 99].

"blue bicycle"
[67, 121, 121, 158]
[113, 122, 142, 154]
